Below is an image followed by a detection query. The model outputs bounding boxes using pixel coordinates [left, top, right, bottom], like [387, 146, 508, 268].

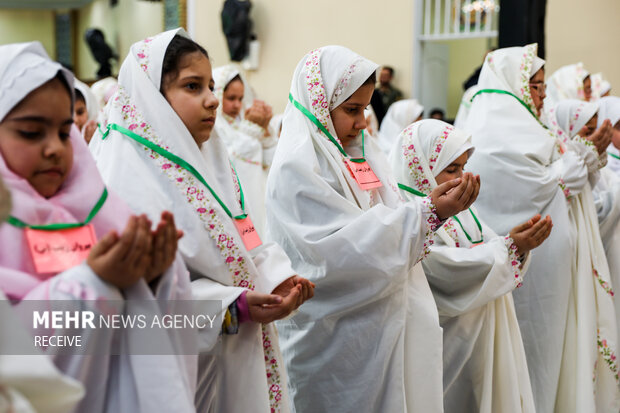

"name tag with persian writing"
[345, 159, 383, 190]
[25, 225, 96, 274]
[233, 216, 262, 251]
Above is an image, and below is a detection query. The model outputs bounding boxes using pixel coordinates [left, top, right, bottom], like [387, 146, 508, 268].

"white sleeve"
[422, 232, 526, 317]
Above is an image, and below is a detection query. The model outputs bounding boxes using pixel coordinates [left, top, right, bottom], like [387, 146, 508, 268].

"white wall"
[546, 0, 620, 92]
[0, 9, 56, 58]
[193, 0, 415, 113]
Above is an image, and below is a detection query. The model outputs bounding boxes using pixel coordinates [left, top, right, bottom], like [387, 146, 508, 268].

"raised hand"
[509, 214, 553, 256]
[586, 119, 612, 155]
[431, 173, 480, 220]
[87, 215, 153, 289]
[144, 211, 183, 284]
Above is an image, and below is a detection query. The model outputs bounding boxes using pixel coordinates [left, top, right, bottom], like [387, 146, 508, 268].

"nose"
[43, 132, 67, 159]
[355, 112, 368, 131]
[204, 89, 219, 110]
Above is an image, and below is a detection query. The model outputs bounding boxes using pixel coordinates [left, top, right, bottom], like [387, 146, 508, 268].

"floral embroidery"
[568, 102, 585, 133]
[428, 125, 453, 172]
[504, 235, 524, 288]
[593, 268, 615, 297]
[419, 196, 440, 262]
[575, 63, 587, 100]
[597, 329, 619, 383]
[441, 218, 461, 248]
[518, 44, 537, 115]
[111, 87, 284, 411]
[305, 48, 333, 135]
[330, 59, 362, 108]
[134, 37, 153, 73]
[558, 178, 572, 200]
[401, 125, 432, 195]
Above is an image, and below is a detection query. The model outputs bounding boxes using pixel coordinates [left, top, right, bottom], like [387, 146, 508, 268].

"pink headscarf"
[0, 42, 132, 300]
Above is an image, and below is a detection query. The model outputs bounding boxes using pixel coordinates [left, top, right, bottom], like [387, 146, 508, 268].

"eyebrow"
[180, 75, 204, 82]
[7, 116, 73, 125]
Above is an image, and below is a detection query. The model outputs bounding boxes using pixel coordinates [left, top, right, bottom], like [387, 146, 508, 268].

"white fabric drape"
[389, 119, 535, 413]
[265, 45, 443, 413]
[465, 43, 620, 412]
[89, 29, 295, 413]
[377, 99, 424, 154]
[0, 41, 197, 413]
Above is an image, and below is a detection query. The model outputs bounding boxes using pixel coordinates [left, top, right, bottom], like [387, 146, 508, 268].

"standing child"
[212, 65, 278, 235]
[265, 45, 479, 413]
[0, 41, 197, 413]
[390, 119, 552, 412]
[89, 29, 314, 413]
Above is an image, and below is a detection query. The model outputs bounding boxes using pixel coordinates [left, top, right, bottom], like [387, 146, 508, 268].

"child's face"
[0, 78, 74, 198]
[583, 76, 592, 101]
[578, 114, 598, 139]
[162, 52, 218, 146]
[330, 82, 374, 147]
[435, 151, 469, 185]
[529, 68, 546, 115]
[612, 121, 620, 150]
[73, 97, 88, 131]
[222, 79, 244, 119]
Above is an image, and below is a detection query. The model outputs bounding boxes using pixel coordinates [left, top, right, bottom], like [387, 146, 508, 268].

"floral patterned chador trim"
[593, 268, 615, 297]
[504, 235, 524, 288]
[419, 196, 441, 262]
[305, 48, 332, 133]
[558, 178, 572, 200]
[111, 87, 285, 412]
[441, 218, 461, 248]
[597, 329, 620, 383]
[330, 59, 363, 108]
[518, 44, 537, 115]
[428, 125, 453, 172]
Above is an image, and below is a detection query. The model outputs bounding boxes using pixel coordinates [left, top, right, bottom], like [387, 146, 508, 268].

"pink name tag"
[25, 225, 97, 274]
[233, 216, 262, 251]
[345, 159, 383, 190]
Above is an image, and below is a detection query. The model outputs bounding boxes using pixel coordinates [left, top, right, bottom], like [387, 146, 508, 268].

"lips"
[37, 166, 63, 176]
[202, 116, 216, 125]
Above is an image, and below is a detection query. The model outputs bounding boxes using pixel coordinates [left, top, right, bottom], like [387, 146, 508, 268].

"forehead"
[177, 52, 212, 76]
[7, 78, 71, 117]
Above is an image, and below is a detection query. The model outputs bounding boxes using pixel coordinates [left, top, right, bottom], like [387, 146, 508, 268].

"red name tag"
[233, 216, 262, 251]
[345, 159, 383, 191]
[25, 225, 97, 274]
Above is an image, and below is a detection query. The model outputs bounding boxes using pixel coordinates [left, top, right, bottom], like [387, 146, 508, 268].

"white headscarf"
[591, 72, 611, 100]
[598, 96, 620, 174]
[266, 45, 440, 412]
[90, 28, 294, 413]
[74, 78, 99, 122]
[0, 42, 74, 122]
[464, 43, 582, 413]
[553, 99, 599, 140]
[545, 63, 590, 109]
[390, 119, 535, 413]
[378, 99, 424, 154]
[90, 76, 118, 111]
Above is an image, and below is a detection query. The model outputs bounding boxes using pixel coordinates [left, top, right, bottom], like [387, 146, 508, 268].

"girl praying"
[390, 119, 553, 413]
[0, 41, 197, 413]
[265, 45, 479, 413]
[89, 29, 314, 413]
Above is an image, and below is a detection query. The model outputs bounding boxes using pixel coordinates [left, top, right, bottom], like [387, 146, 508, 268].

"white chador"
[90, 29, 296, 413]
[265, 46, 443, 413]
[465, 44, 620, 412]
[0, 42, 197, 413]
[390, 119, 536, 413]
[554, 98, 620, 343]
[212, 65, 278, 235]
